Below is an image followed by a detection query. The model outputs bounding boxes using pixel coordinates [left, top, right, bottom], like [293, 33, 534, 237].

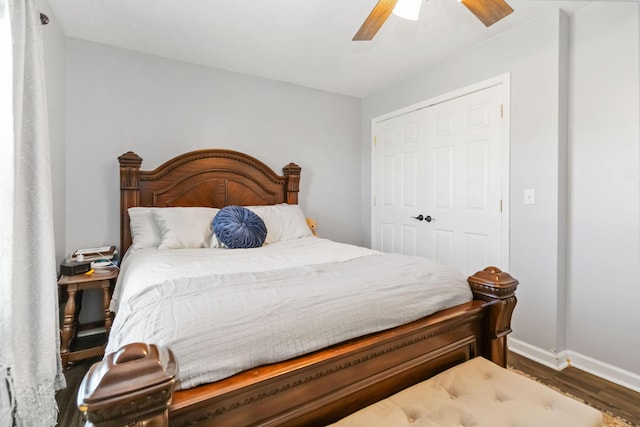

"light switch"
[524, 189, 535, 205]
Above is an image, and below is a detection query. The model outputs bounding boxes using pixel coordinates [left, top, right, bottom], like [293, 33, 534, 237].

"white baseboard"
[508, 338, 569, 370]
[509, 338, 640, 394]
[567, 351, 640, 394]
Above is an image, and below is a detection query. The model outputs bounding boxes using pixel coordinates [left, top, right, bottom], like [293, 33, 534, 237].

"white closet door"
[372, 84, 506, 275]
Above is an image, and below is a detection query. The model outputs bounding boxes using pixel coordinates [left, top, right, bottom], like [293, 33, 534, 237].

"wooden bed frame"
[77, 149, 518, 427]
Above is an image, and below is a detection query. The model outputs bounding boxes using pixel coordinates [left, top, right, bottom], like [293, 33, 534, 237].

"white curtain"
[0, 0, 65, 426]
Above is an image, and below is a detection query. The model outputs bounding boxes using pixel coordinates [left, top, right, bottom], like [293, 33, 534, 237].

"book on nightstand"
[71, 245, 117, 262]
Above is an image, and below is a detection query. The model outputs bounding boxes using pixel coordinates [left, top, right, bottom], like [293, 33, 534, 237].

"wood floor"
[56, 357, 93, 427]
[508, 351, 639, 426]
[57, 351, 640, 426]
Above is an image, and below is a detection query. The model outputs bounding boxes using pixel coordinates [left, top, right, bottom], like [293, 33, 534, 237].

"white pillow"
[247, 204, 312, 244]
[210, 231, 224, 248]
[153, 207, 219, 249]
[128, 207, 162, 250]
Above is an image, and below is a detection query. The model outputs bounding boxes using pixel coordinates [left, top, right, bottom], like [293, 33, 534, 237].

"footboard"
[77, 267, 517, 426]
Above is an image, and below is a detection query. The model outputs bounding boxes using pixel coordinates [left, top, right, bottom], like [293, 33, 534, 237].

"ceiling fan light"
[392, 0, 422, 21]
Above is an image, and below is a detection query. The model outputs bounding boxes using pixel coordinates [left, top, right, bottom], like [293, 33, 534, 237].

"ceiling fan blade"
[353, 0, 399, 41]
[460, 0, 513, 27]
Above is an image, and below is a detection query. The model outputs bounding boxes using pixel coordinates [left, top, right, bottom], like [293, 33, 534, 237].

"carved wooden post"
[118, 152, 142, 256]
[282, 162, 301, 204]
[468, 267, 519, 367]
[77, 343, 177, 427]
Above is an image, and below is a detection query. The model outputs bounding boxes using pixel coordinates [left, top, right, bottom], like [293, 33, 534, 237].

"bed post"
[283, 162, 301, 204]
[118, 151, 142, 256]
[468, 267, 519, 367]
[77, 343, 177, 427]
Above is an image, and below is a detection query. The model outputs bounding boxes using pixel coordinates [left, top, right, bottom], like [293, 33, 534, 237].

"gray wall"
[362, 3, 640, 389]
[64, 39, 363, 253]
[566, 3, 640, 384]
[38, 0, 66, 266]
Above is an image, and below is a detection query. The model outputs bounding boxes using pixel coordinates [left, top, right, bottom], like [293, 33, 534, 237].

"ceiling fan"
[353, 0, 514, 41]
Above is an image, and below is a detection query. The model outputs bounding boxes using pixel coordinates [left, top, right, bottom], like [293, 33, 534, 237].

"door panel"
[434, 146, 454, 209]
[465, 232, 489, 274]
[465, 140, 488, 210]
[381, 155, 395, 206]
[434, 229, 454, 266]
[401, 225, 418, 256]
[402, 152, 418, 208]
[372, 110, 425, 256]
[380, 222, 394, 253]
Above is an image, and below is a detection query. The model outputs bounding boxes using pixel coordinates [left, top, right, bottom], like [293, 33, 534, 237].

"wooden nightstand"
[57, 268, 118, 368]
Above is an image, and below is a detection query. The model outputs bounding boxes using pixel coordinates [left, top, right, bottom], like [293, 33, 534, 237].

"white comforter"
[106, 237, 472, 389]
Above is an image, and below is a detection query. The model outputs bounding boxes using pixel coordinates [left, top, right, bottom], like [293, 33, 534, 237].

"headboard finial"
[118, 151, 143, 167]
[282, 162, 301, 176]
[282, 163, 301, 204]
[119, 152, 143, 255]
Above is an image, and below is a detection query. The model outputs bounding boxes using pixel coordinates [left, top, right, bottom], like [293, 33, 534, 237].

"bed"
[77, 149, 518, 427]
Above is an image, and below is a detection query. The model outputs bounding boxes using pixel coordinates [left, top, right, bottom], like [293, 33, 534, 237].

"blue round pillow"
[212, 206, 267, 249]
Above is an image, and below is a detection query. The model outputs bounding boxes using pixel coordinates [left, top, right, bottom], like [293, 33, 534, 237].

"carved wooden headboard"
[118, 149, 301, 255]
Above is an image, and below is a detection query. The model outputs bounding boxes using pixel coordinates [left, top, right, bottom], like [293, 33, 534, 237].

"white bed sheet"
[110, 237, 376, 313]
[106, 237, 472, 390]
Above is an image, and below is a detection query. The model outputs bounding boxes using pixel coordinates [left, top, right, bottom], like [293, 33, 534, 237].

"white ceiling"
[48, 0, 600, 97]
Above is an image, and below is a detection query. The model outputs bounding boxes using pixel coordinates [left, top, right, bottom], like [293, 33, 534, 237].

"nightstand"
[57, 268, 118, 368]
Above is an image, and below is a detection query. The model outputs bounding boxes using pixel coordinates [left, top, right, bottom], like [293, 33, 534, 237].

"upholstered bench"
[329, 357, 603, 427]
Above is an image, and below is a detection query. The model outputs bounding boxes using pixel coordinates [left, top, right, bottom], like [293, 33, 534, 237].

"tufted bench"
[329, 357, 603, 427]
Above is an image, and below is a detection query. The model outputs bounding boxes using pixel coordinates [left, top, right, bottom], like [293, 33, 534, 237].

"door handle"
[411, 215, 435, 222]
